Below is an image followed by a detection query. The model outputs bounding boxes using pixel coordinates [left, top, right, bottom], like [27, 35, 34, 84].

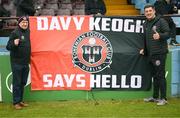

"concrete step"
[106, 9, 140, 16]
[106, 5, 135, 10]
[104, 0, 127, 5]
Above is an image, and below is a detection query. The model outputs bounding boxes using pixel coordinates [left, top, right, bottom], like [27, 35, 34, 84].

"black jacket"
[143, 15, 170, 56]
[14, 0, 35, 16]
[85, 0, 106, 15]
[6, 27, 31, 65]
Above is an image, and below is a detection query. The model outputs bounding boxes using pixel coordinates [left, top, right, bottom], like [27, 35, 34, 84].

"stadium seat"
[104, 0, 127, 5]
[60, 3, 73, 10]
[73, 9, 85, 15]
[56, 9, 71, 15]
[40, 9, 55, 16]
[75, 4, 85, 9]
[36, 0, 46, 4]
[105, 0, 140, 15]
[45, 3, 59, 10]
[60, 0, 72, 4]
[47, 0, 59, 4]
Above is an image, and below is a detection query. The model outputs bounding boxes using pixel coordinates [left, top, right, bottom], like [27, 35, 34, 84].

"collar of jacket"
[18, 26, 28, 32]
[144, 15, 161, 25]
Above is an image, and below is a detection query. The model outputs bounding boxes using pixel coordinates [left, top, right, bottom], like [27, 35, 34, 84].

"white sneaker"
[144, 97, 159, 102]
[157, 99, 168, 106]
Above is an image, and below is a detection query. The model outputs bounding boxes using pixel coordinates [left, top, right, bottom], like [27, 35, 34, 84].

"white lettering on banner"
[101, 75, 111, 88]
[89, 17, 144, 33]
[43, 74, 53, 87]
[59, 17, 71, 30]
[37, 17, 84, 30]
[111, 19, 123, 32]
[131, 75, 142, 88]
[101, 18, 111, 31]
[121, 75, 129, 88]
[37, 17, 48, 30]
[89, 17, 101, 30]
[135, 20, 144, 33]
[43, 74, 85, 88]
[76, 74, 86, 87]
[43, 74, 142, 89]
[49, 17, 61, 30]
[124, 19, 134, 33]
[36, 17, 144, 33]
[90, 74, 101, 88]
[90, 74, 142, 88]
[53, 74, 64, 87]
[111, 75, 120, 88]
[73, 17, 84, 30]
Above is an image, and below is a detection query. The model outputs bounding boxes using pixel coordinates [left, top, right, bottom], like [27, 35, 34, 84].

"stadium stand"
[61, 3, 73, 10]
[1, 0, 142, 17]
[104, 0, 140, 15]
[1, 0, 139, 31]
[39, 8, 55, 16]
[45, 3, 59, 10]
[73, 9, 85, 15]
[3, 0, 180, 30]
[56, 8, 71, 15]
[47, 0, 59, 4]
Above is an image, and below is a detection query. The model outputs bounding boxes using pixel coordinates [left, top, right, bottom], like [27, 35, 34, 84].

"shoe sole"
[157, 102, 168, 106]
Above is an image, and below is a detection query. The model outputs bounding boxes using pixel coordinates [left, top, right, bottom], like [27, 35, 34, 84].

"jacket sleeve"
[100, 0, 106, 15]
[6, 32, 18, 51]
[159, 18, 170, 40]
[85, 0, 91, 15]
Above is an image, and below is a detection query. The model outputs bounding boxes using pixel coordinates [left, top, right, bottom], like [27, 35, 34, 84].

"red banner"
[30, 16, 152, 91]
[30, 16, 91, 90]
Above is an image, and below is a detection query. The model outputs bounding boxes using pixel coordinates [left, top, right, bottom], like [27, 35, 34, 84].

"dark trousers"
[150, 54, 167, 100]
[11, 63, 29, 105]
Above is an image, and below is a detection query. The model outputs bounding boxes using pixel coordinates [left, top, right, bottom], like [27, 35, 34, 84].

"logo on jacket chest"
[21, 35, 25, 42]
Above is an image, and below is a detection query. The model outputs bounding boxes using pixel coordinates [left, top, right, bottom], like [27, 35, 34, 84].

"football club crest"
[155, 60, 161, 66]
[72, 31, 113, 73]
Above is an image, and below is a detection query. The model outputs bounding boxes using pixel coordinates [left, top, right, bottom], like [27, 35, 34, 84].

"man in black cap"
[6, 16, 31, 110]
